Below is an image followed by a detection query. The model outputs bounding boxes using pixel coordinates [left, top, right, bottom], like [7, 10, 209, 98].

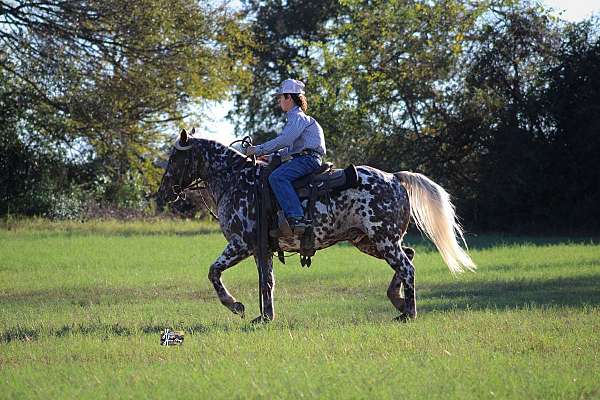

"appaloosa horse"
[156, 129, 475, 322]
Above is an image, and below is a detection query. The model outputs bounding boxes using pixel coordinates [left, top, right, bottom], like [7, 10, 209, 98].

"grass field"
[1, 219, 599, 399]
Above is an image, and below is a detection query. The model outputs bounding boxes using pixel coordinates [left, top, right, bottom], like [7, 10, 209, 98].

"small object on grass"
[160, 328, 184, 346]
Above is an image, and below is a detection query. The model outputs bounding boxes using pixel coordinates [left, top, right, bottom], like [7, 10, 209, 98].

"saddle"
[256, 155, 360, 267]
[293, 162, 359, 198]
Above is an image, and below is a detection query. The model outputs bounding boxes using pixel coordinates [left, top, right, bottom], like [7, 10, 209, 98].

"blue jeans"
[268, 154, 321, 219]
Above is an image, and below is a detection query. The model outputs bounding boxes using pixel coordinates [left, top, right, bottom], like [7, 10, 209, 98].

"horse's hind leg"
[387, 271, 406, 315]
[377, 242, 417, 320]
[352, 236, 415, 262]
[352, 237, 415, 317]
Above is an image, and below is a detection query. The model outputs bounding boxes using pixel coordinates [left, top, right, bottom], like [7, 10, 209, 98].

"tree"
[429, 3, 562, 230]
[236, 0, 491, 167]
[236, 0, 600, 232]
[305, 0, 490, 167]
[232, 0, 343, 143]
[0, 0, 252, 211]
[541, 18, 600, 231]
[0, 70, 72, 215]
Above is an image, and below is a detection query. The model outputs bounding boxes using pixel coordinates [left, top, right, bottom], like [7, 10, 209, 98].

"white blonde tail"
[395, 171, 476, 273]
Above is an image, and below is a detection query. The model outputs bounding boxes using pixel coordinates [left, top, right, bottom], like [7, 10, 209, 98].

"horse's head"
[156, 128, 204, 208]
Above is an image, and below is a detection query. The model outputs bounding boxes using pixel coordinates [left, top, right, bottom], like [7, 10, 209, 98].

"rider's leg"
[268, 154, 320, 224]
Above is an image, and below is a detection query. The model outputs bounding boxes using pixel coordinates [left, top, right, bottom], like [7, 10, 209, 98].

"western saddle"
[257, 155, 360, 267]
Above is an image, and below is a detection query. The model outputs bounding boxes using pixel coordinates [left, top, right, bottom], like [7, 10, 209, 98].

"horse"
[156, 128, 476, 323]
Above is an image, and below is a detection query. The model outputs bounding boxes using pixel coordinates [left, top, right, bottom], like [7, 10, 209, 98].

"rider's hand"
[246, 146, 257, 156]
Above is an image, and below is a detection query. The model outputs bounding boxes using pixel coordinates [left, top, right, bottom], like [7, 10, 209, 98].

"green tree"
[305, 0, 490, 167]
[236, 0, 600, 232]
[233, 0, 342, 142]
[0, 71, 72, 215]
[236, 0, 492, 167]
[424, 3, 560, 230]
[0, 0, 252, 212]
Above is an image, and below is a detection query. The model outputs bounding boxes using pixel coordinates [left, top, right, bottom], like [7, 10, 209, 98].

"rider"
[246, 79, 326, 232]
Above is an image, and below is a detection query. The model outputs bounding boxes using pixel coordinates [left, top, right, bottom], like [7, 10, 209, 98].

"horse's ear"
[180, 128, 188, 145]
[191, 127, 196, 136]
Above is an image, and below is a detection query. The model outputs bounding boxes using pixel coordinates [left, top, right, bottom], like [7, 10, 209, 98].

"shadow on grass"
[4, 227, 222, 239]
[335, 233, 600, 253]
[3, 269, 600, 343]
[402, 233, 600, 251]
[0, 321, 225, 343]
[419, 273, 600, 312]
[0, 285, 218, 306]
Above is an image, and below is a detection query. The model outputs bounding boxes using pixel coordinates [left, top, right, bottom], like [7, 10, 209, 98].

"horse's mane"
[191, 137, 247, 159]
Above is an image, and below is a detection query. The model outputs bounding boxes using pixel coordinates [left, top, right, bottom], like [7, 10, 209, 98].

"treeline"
[1, 1, 599, 232]
[0, 0, 251, 218]
[233, 0, 600, 233]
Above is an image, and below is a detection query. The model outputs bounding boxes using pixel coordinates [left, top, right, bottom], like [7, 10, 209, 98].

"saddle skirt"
[293, 162, 359, 198]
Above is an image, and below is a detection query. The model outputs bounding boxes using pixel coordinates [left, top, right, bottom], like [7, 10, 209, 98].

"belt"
[292, 149, 322, 158]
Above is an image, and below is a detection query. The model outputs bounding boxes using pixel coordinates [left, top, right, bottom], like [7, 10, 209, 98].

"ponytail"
[288, 93, 308, 112]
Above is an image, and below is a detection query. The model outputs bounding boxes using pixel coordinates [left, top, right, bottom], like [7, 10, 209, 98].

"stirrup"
[288, 217, 310, 235]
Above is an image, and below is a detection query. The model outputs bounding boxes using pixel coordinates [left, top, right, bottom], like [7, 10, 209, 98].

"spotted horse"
[156, 129, 476, 323]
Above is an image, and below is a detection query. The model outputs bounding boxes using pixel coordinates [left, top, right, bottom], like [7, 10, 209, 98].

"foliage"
[0, 0, 252, 215]
[236, 0, 600, 232]
[443, 3, 565, 229]
[540, 19, 600, 230]
[232, 0, 343, 142]
[0, 71, 72, 216]
[2, 0, 600, 232]
[452, 11, 600, 231]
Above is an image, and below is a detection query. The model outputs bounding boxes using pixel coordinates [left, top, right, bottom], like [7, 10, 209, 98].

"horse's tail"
[394, 171, 476, 273]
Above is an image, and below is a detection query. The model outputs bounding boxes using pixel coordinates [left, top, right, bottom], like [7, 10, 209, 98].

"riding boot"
[273, 211, 293, 237]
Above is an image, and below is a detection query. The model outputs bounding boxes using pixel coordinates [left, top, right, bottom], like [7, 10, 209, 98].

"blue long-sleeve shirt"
[255, 106, 326, 158]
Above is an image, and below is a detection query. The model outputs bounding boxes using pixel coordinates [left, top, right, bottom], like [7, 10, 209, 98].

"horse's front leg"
[208, 236, 251, 318]
[251, 254, 275, 324]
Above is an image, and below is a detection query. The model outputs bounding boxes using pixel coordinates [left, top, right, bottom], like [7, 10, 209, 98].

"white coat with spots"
[157, 130, 476, 322]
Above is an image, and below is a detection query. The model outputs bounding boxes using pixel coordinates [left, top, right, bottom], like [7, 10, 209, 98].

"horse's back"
[301, 165, 410, 249]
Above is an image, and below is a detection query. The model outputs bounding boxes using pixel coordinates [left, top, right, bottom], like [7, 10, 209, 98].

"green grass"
[1, 220, 599, 399]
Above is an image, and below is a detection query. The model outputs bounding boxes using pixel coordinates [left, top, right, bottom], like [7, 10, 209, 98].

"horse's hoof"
[393, 313, 415, 323]
[231, 302, 245, 318]
[250, 315, 272, 324]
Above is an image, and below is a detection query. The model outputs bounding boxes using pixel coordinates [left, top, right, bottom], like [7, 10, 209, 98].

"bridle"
[164, 136, 256, 221]
[168, 139, 202, 198]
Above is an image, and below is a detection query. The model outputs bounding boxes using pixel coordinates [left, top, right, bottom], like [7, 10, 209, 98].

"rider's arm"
[254, 114, 305, 156]
[277, 147, 289, 158]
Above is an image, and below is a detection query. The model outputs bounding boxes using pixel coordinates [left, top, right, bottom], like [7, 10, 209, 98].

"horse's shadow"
[418, 273, 600, 312]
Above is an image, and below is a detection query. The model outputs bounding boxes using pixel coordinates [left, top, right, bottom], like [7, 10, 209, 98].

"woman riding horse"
[156, 126, 476, 323]
[246, 79, 326, 233]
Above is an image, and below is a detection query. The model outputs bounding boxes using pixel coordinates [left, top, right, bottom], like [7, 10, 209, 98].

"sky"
[198, 0, 599, 145]
[542, 0, 600, 21]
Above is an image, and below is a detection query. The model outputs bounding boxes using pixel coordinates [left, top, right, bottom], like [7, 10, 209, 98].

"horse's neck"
[196, 140, 255, 203]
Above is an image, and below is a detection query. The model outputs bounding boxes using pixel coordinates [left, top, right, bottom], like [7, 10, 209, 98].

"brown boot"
[276, 211, 293, 237]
